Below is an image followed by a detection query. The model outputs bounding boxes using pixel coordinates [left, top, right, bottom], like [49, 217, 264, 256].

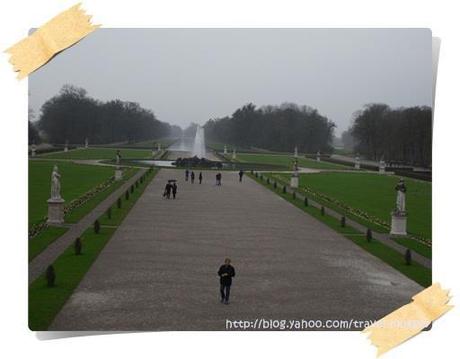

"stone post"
[232, 149, 236, 160]
[354, 155, 360, 169]
[31, 144, 36, 157]
[390, 211, 407, 236]
[316, 151, 321, 162]
[379, 159, 386, 174]
[47, 198, 65, 224]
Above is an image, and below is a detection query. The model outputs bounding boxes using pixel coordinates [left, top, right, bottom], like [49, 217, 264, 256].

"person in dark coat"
[163, 183, 172, 199]
[191, 171, 195, 184]
[185, 169, 189, 181]
[172, 182, 177, 199]
[238, 170, 244, 182]
[199, 172, 203, 184]
[218, 258, 235, 304]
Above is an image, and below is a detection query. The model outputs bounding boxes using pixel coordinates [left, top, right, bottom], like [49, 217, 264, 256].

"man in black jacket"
[218, 258, 235, 304]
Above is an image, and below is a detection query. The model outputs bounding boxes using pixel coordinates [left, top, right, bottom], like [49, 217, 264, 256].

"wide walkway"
[51, 169, 422, 330]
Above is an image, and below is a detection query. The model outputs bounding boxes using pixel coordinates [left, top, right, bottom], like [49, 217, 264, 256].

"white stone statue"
[379, 158, 386, 173]
[85, 138, 89, 148]
[224, 145, 227, 155]
[316, 150, 321, 162]
[395, 178, 407, 213]
[116, 150, 121, 165]
[355, 154, 360, 169]
[294, 146, 298, 158]
[232, 149, 236, 160]
[50, 165, 62, 200]
[157, 143, 161, 151]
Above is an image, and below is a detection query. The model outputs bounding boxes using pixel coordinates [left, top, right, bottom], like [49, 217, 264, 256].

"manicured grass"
[237, 153, 350, 170]
[123, 138, 176, 149]
[29, 226, 68, 261]
[100, 169, 158, 226]
[28, 227, 116, 330]
[65, 167, 137, 223]
[28, 168, 157, 330]
[250, 173, 431, 287]
[277, 172, 431, 241]
[393, 237, 432, 259]
[29, 161, 114, 226]
[38, 147, 153, 160]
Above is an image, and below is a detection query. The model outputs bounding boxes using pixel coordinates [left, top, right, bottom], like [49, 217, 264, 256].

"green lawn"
[236, 153, 350, 170]
[29, 161, 114, 226]
[123, 138, 176, 148]
[65, 167, 137, 223]
[277, 172, 431, 241]
[29, 227, 116, 330]
[29, 168, 157, 330]
[38, 147, 153, 160]
[250, 173, 431, 287]
[29, 226, 69, 261]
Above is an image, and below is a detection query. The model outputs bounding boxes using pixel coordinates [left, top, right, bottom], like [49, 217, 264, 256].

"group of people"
[163, 181, 178, 199]
[185, 169, 203, 184]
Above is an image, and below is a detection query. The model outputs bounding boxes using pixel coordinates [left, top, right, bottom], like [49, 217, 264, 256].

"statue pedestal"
[379, 167, 385, 174]
[64, 147, 68, 152]
[290, 176, 299, 189]
[47, 198, 65, 225]
[115, 168, 123, 181]
[355, 163, 360, 170]
[390, 211, 407, 236]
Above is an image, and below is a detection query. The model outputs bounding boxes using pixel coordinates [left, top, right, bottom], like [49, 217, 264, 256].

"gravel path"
[50, 169, 422, 331]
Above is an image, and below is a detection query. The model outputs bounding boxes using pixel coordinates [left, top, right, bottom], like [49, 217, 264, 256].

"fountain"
[192, 126, 206, 158]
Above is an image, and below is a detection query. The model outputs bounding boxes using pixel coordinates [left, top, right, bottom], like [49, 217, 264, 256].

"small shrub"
[130, 185, 134, 193]
[260, 175, 264, 181]
[266, 178, 270, 184]
[250, 170, 254, 175]
[74, 237, 82, 255]
[135, 180, 139, 188]
[46, 265, 55, 287]
[341, 216, 346, 227]
[107, 206, 112, 219]
[292, 191, 296, 200]
[304, 197, 309, 207]
[282, 185, 286, 193]
[125, 190, 130, 200]
[117, 197, 122, 209]
[274, 182, 277, 189]
[321, 206, 325, 216]
[366, 229, 372, 242]
[94, 219, 100, 234]
[255, 172, 258, 178]
[405, 249, 412, 265]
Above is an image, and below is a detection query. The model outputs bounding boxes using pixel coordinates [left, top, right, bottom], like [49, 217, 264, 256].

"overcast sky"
[29, 28, 432, 135]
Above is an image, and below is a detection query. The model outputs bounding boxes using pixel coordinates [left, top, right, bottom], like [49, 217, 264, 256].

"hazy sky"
[29, 28, 432, 135]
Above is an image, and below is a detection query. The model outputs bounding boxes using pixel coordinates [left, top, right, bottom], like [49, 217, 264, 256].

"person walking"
[185, 169, 189, 181]
[163, 182, 172, 199]
[199, 172, 203, 184]
[217, 172, 222, 186]
[238, 170, 244, 182]
[218, 258, 235, 304]
[172, 182, 177, 199]
[191, 171, 195, 184]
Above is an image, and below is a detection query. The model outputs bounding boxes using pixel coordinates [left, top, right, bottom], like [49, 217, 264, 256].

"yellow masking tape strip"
[363, 283, 453, 356]
[5, 3, 99, 79]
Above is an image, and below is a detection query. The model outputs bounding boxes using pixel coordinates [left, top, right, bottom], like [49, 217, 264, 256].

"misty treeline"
[204, 103, 336, 152]
[32, 85, 181, 145]
[344, 104, 432, 167]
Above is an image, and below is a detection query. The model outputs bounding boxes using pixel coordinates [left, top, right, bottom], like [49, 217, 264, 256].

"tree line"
[348, 104, 432, 167]
[32, 85, 177, 145]
[204, 103, 336, 153]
